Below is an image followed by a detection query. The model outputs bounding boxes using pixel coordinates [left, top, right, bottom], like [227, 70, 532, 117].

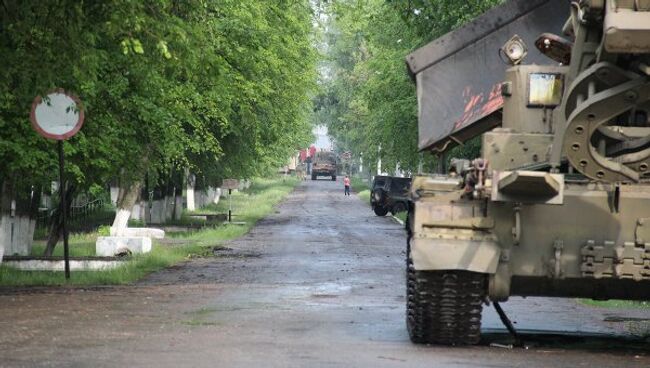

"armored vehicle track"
[406, 251, 486, 345]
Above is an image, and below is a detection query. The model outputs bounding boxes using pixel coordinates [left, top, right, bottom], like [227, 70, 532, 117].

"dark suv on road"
[370, 176, 411, 216]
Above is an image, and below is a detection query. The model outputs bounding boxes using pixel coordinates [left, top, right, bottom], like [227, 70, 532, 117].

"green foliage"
[387, 0, 503, 41]
[350, 177, 370, 203]
[97, 225, 111, 237]
[579, 299, 650, 310]
[0, 1, 317, 194]
[316, 0, 502, 174]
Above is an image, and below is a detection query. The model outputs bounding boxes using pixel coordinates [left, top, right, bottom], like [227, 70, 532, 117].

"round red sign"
[30, 89, 84, 140]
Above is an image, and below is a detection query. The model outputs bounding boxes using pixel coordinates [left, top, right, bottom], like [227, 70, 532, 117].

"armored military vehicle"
[311, 151, 338, 181]
[370, 176, 411, 216]
[405, 0, 650, 345]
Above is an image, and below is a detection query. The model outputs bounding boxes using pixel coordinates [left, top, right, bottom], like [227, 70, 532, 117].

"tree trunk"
[43, 184, 75, 257]
[186, 168, 196, 211]
[110, 180, 143, 236]
[0, 180, 10, 261]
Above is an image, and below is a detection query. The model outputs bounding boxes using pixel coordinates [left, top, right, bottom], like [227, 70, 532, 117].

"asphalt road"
[0, 179, 648, 367]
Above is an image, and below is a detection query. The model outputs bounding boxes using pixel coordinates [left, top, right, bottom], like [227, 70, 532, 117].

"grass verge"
[351, 177, 371, 204]
[30, 233, 98, 257]
[0, 177, 299, 287]
[578, 299, 650, 310]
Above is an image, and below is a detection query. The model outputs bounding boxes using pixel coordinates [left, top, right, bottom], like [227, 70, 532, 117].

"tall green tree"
[0, 0, 317, 254]
[317, 0, 501, 175]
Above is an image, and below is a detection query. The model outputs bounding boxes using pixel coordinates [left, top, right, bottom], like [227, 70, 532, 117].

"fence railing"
[70, 198, 106, 220]
[36, 197, 110, 230]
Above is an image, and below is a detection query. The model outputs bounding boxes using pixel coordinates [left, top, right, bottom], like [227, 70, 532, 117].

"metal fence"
[36, 197, 110, 231]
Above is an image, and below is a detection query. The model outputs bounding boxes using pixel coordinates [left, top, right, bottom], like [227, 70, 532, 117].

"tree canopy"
[0, 0, 317, 201]
[316, 0, 502, 175]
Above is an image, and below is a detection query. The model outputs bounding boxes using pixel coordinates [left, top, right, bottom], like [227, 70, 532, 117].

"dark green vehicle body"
[370, 176, 411, 216]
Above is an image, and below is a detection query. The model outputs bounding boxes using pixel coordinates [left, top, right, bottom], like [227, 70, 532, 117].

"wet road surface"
[0, 179, 649, 367]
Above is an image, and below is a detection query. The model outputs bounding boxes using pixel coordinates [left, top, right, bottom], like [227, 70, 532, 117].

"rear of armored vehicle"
[405, 0, 650, 345]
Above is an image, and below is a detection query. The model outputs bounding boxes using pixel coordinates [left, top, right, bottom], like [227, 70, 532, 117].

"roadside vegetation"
[0, 177, 298, 286]
[314, 0, 501, 175]
[580, 299, 650, 310]
[350, 177, 370, 204]
[1, 1, 317, 254]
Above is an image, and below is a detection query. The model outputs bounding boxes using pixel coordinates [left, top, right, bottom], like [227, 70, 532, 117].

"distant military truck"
[311, 151, 338, 181]
[370, 176, 411, 216]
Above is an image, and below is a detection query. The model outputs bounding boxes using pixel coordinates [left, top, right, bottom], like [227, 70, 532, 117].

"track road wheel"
[373, 205, 389, 216]
[406, 244, 486, 345]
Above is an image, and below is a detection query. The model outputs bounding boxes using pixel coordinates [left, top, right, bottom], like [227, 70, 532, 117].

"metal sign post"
[57, 141, 70, 278]
[222, 179, 239, 224]
[30, 89, 84, 280]
[228, 189, 232, 222]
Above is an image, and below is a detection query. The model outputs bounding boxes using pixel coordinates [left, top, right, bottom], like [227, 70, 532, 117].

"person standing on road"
[344, 176, 351, 196]
[305, 155, 312, 174]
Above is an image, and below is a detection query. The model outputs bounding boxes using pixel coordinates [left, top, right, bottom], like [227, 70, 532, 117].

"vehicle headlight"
[528, 73, 563, 107]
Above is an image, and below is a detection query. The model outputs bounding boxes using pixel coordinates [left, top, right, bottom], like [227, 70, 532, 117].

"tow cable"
[493, 301, 525, 348]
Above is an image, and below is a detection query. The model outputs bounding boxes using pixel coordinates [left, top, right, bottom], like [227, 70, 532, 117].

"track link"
[406, 248, 486, 345]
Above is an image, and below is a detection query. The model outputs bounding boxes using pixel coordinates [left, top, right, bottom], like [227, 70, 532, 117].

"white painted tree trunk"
[0, 215, 6, 262]
[111, 181, 142, 236]
[0, 184, 37, 258]
[131, 202, 142, 221]
[110, 186, 119, 206]
[213, 188, 221, 205]
[186, 170, 196, 211]
[174, 195, 183, 220]
[164, 195, 174, 222]
[111, 209, 131, 236]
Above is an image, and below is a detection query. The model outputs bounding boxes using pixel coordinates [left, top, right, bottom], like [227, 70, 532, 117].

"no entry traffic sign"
[30, 89, 84, 140]
[29, 88, 85, 280]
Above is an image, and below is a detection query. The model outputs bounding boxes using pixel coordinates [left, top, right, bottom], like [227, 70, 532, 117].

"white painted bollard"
[96, 236, 152, 257]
